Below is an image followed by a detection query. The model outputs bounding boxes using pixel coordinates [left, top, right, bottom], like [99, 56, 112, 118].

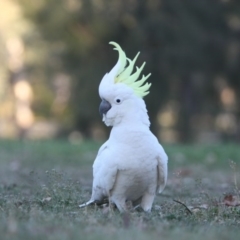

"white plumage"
[79, 42, 168, 212]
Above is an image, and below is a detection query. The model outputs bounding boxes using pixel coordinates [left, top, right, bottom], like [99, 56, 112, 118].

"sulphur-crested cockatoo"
[79, 42, 168, 212]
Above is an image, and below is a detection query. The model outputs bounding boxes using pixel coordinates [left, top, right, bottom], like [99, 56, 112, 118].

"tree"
[17, 0, 240, 142]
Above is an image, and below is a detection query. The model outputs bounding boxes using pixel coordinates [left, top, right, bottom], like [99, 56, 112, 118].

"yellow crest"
[109, 42, 151, 98]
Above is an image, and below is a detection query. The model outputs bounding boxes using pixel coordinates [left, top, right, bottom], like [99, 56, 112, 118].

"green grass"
[0, 140, 240, 240]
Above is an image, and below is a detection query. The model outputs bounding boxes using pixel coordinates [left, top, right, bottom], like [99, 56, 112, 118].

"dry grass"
[0, 140, 240, 240]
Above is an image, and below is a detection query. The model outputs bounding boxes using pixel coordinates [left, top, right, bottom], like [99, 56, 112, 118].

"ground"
[0, 140, 240, 240]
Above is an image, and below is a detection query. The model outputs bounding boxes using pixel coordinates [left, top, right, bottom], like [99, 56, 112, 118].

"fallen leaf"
[188, 204, 208, 213]
[42, 197, 52, 202]
[199, 204, 208, 209]
[154, 204, 162, 211]
[223, 194, 240, 206]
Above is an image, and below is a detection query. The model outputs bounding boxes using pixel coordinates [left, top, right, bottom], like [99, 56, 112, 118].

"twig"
[173, 199, 193, 215]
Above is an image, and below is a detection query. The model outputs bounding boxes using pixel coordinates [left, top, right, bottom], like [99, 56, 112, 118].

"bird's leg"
[132, 197, 142, 211]
[111, 197, 128, 212]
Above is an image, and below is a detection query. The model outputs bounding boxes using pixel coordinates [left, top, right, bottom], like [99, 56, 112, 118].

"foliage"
[6, 0, 240, 141]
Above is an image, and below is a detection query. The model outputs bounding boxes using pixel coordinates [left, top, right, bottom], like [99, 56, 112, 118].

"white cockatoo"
[79, 42, 168, 212]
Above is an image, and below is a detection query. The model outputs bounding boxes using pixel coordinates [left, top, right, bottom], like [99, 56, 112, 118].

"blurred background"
[0, 0, 240, 144]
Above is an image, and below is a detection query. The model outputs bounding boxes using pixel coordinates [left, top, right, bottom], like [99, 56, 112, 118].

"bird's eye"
[115, 98, 121, 104]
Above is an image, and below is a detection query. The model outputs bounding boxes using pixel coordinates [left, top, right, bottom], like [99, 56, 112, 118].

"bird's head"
[99, 42, 151, 127]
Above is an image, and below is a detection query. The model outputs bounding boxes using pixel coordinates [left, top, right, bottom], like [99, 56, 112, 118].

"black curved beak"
[99, 99, 111, 116]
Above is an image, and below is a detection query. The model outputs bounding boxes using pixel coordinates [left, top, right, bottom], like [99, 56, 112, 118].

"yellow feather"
[109, 42, 151, 98]
[130, 73, 151, 88]
[124, 62, 146, 85]
[109, 42, 127, 76]
[117, 52, 140, 82]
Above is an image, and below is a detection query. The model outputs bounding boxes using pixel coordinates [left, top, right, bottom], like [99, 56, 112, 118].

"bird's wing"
[92, 140, 109, 177]
[92, 140, 118, 196]
[156, 146, 168, 193]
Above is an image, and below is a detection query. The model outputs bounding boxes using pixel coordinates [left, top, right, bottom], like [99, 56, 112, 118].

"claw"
[79, 198, 109, 208]
[79, 200, 95, 208]
[134, 204, 141, 210]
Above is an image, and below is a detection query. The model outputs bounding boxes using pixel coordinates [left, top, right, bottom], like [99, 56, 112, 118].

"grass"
[0, 140, 240, 240]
